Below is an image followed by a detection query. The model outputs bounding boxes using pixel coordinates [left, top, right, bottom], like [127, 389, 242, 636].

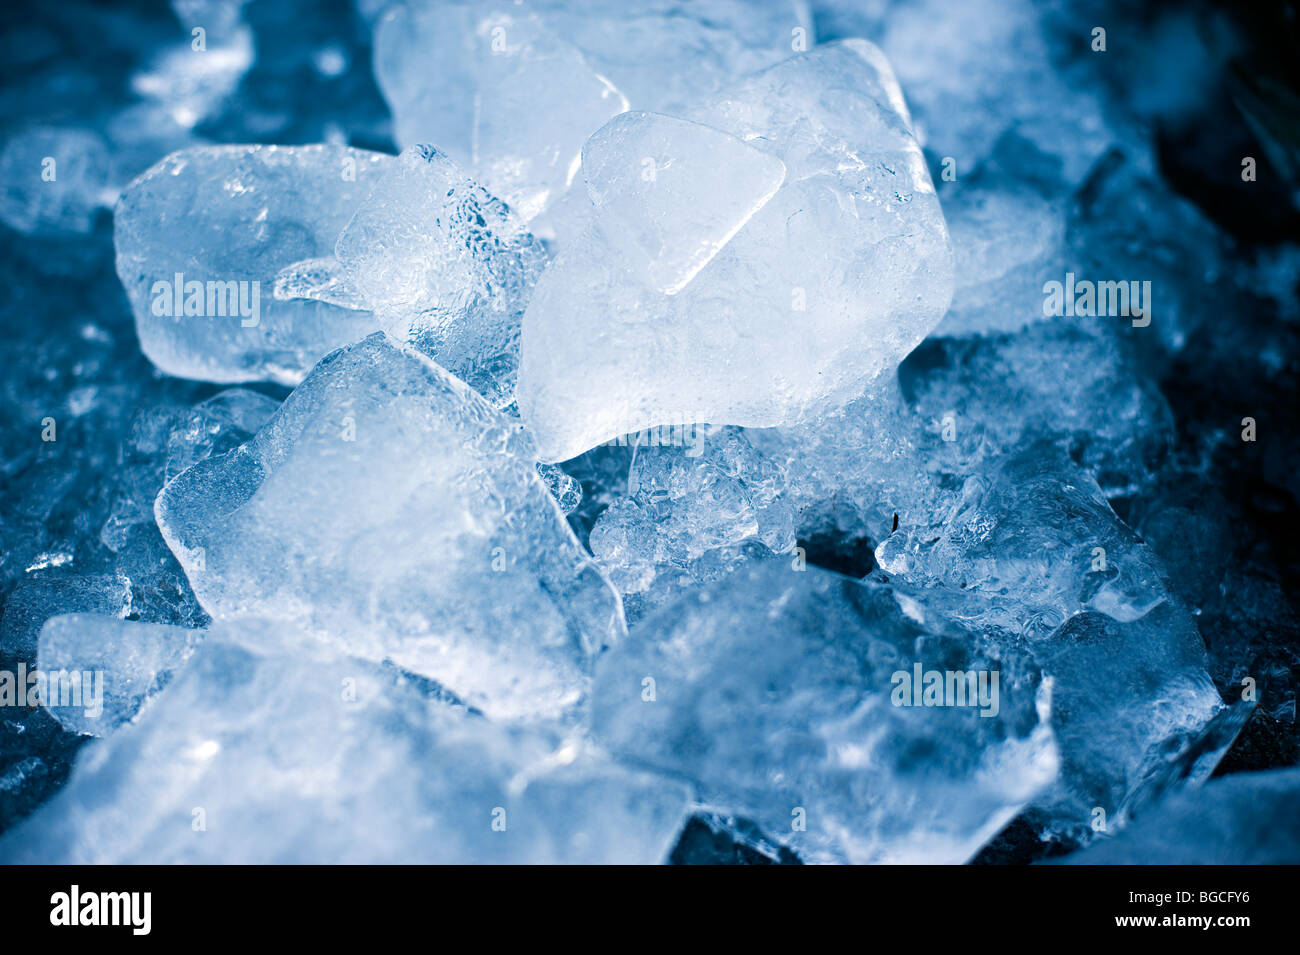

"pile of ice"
[1, 0, 1296, 865]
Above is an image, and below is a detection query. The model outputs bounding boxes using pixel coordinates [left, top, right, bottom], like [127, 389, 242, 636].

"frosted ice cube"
[582, 111, 786, 293]
[115, 144, 391, 385]
[518, 40, 953, 462]
[155, 332, 625, 723]
[592, 563, 1058, 864]
[37, 614, 203, 737]
[2, 621, 690, 863]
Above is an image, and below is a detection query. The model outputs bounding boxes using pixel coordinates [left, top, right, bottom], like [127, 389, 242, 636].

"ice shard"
[518, 40, 953, 462]
[155, 332, 625, 723]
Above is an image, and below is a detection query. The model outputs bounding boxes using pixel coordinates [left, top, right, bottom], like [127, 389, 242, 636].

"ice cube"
[115, 144, 391, 385]
[155, 332, 625, 723]
[518, 40, 953, 462]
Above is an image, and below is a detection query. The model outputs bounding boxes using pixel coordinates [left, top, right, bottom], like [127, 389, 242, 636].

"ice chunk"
[115, 144, 391, 385]
[37, 614, 203, 737]
[0, 128, 113, 236]
[276, 145, 547, 408]
[1062, 769, 1300, 864]
[1, 621, 690, 863]
[155, 333, 625, 723]
[582, 111, 786, 293]
[373, 2, 628, 221]
[875, 448, 1223, 840]
[592, 563, 1058, 864]
[518, 40, 953, 462]
[0, 575, 131, 667]
[876, 0, 1124, 185]
[875, 446, 1181, 631]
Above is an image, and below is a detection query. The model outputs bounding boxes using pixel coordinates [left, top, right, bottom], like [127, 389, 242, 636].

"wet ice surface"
[1, 0, 1298, 864]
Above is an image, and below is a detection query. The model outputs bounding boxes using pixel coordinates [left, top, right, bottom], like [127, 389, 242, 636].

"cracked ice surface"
[592, 563, 1058, 864]
[155, 333, 625, 724]
[518, 40, 954, 462]
[875, 448, 1224, 838]
[2, 620, 690, 864]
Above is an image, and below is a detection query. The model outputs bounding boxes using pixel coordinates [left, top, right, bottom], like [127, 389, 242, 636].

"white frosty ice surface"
[518, 40, 953, 462]
[275, 145, 547, 408]
[115, 144, 391, 385]
[155, 332, 624, 724]
[2, 620, 690, 863]
[37, 614, 203, 737]
[581, 111, 786, 294]
[592, 563, 1058, 864]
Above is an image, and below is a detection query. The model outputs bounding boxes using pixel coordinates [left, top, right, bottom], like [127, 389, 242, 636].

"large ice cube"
[155, 332, 625, 723]
[275, 145, 547, 408]
[591, 562, 1058, 864]
[115, 144, 391, 385]
[1, 621, 690, 863]
[518, 40, 953, 462]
